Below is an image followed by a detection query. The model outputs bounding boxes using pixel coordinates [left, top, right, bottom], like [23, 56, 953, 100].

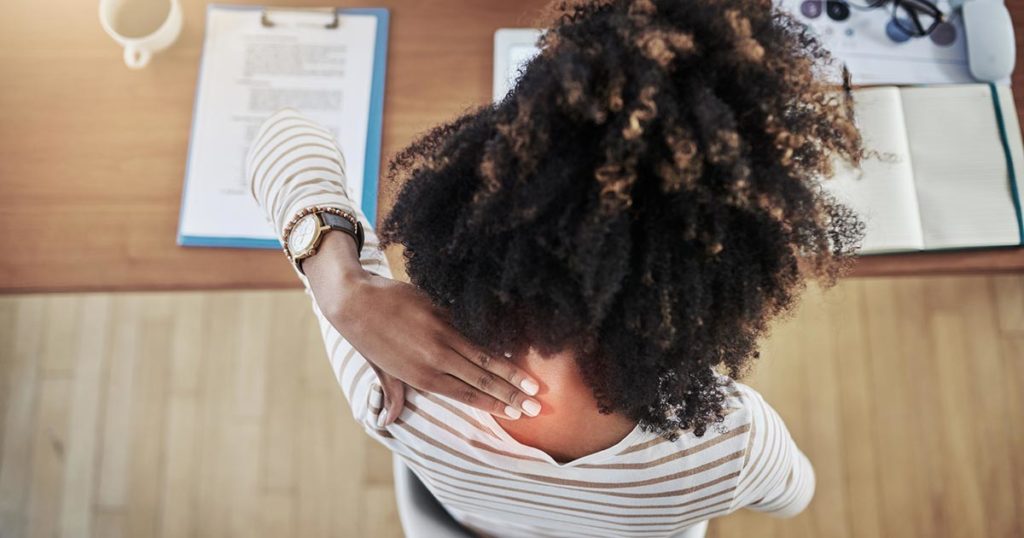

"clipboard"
[177, 4, 390, 249]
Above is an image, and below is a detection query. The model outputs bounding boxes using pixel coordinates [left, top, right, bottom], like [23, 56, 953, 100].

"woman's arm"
[730, 385, 816, 518]
[247, 109, 541, 425]
[304, 232, 543, 423]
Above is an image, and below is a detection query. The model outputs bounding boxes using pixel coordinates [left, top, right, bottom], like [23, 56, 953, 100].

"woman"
[247, 0, 863, 535]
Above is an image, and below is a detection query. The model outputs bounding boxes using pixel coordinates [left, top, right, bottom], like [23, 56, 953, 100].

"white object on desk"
[495, 1, 1016, 88]
[178, 5, 388, 248]
[493, 29, 543, 102]
[962, 1, 1016, 82]
[773, 0, 1013, 85]
[98, 0, 183, 69]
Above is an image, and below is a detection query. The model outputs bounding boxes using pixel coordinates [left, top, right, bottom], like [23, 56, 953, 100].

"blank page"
[823, 87, 924, 253]
[901, 84, 1022, 249]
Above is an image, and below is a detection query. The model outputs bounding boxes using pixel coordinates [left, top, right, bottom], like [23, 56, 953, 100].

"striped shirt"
[246, 109, 815, 537]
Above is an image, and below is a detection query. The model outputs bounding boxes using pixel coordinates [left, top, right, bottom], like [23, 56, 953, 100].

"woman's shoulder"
[656, 376, 768, 453]
[716, 373, 769, 417]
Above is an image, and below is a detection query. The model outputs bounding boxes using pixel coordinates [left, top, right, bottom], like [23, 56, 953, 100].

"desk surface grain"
[1, 0, 1022, 292]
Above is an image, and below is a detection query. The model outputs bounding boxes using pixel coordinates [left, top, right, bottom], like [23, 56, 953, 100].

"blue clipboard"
[177, 5, 389, 249]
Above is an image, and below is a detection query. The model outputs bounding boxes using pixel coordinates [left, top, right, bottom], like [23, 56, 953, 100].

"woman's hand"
[303, 232, 542, 426]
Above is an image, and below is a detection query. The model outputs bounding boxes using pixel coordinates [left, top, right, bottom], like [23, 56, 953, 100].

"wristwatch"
[283, 206, 364, 274]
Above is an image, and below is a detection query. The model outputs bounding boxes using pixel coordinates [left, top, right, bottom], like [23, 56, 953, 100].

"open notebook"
[825, 84, 1024, 254]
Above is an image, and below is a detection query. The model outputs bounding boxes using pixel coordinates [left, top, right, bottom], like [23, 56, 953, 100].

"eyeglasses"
[801, 0, 948, 39]
[844, 0, 945, 38]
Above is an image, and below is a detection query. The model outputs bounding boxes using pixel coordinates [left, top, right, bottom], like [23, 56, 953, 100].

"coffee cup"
[99, 0, 183, 69]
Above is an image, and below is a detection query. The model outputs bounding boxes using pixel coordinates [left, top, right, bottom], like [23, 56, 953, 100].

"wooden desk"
[1, 1, 1022, 292]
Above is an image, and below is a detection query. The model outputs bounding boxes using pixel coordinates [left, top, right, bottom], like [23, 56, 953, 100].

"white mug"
[99, 0, 183, 69]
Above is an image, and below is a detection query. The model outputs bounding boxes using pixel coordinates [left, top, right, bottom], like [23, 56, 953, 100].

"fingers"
[371, 366, 406, 427]
[446, 336, 540, 398]
[433, 375, 527, 420]
[442, 350, 542, 418]
[381, 375, 406, 426]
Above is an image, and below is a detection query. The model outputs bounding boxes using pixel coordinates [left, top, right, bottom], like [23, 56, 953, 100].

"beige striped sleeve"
[246, 108, 392, 435]
[245, 107, 391, 281]
[729, 384, 816, 518]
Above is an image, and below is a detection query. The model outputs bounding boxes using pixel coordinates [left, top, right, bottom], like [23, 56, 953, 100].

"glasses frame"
[842, 0, 946, 38]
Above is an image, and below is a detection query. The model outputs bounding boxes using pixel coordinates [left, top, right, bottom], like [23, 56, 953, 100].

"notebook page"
[901, 84, 1022, 249]
[179, 6, 378, 243]
[822, 87, 924, 253]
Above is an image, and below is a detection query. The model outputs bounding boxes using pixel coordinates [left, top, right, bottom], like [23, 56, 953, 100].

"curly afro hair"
[380, 0, 864, 438]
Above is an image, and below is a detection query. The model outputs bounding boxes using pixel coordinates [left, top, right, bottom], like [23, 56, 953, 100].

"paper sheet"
[179, 6, 377, 245]
[774, 0, 990, 85]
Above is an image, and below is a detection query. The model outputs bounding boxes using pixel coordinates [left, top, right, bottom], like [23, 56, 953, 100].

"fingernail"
[520, 378, 539, 396]
[522, 399, 541, 417]
[376, 409, 389, 429]
[504, 405, 521, 420]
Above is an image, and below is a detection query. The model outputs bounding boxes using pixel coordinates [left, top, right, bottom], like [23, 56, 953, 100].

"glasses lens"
[893, 0, 942, 36]
[844, 0, 887, 9]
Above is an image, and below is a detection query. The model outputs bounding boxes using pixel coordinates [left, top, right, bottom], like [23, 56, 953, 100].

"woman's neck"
[494, 348, 637, 463]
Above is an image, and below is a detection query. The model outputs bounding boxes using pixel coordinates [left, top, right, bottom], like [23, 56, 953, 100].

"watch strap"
[320, 211, 365, 252]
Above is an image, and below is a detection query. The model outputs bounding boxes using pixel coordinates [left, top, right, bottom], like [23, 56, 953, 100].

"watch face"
[288, 214, 318, 255]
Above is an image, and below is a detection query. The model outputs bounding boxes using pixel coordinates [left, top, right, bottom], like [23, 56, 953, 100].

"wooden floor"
[0, 275, 1022, 538]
